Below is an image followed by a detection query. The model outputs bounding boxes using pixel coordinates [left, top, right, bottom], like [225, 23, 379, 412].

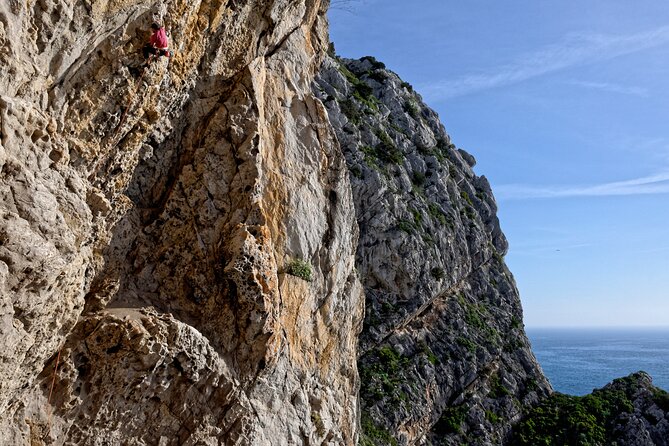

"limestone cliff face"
[314, 56, 552, 445]
[314, 56, 669, 446]
[0, 1, 363, 444]
[3, 1, 667, 445]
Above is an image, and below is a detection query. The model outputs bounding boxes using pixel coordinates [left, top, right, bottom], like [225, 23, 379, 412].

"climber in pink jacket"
[143, 23, 170, 60]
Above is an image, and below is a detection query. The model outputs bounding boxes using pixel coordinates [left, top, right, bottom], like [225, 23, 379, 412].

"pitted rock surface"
[1, 1, 363, 444]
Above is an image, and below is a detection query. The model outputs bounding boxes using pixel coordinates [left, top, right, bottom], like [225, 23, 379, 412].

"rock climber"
[143, 22, 170, 61]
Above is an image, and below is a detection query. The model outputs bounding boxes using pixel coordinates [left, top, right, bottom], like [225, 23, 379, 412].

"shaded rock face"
[1, 1, 364, 444]
[314, 56, 552, 445]
[610, 373, 669, 446]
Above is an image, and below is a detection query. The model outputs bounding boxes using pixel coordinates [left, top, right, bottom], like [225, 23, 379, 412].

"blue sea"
[526, 328, 669, 396]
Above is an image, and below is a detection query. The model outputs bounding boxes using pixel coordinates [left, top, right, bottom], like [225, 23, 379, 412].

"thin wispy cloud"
[497, 171, 669, 200]
[638, 246, 669, 254]
[635, 138, 669, 164]
[421, 25, 669, 100]
[566, 80, 649, 97]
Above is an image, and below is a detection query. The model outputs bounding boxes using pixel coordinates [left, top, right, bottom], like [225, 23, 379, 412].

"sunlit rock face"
[315, 56, 552, 446]
[0, 1, 363, 444]
[4, 0, 665, 444]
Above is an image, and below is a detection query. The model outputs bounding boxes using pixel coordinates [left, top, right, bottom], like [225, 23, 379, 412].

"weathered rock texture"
[0, 1, 363, 444]
[314, 55, 669, 446]
[605, 373, 669, 446]
[2, 1, 667, 445]
[314, 56, 553, 445]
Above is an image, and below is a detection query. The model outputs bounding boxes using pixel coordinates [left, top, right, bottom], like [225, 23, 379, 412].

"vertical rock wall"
[0, 1, 363, 444]
[315, 56, 551, 446]
[4, 2, 665, 445]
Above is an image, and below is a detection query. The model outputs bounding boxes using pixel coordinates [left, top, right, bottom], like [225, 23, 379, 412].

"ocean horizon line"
[525, 325, 669, 331]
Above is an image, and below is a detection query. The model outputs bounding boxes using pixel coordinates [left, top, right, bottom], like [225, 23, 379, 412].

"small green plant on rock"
[411, 170, 426, 187]
[460, 191, 474, 206]
[397, 219, 415, 234]
[489, 373, 511, 399]
[360, 413, 398, 446]
[338, 63, 379, 111]
[421, 341, 439, 365]
[338, 97, 362, 125]
[311, 411, 326, 437]
[374, 129, 403, 164]
[485, 409, 500, 424]
[436, 137, 452, 158]
[428, 203, 447, 226]
[368, 70, 389, 83]
[504, 337, 525, 353]
[434, 405, 468, 435]
[349, 164, 363, 179]
[431, 267, 445, 280]
[361, 55, 387, 70]
[389, 123, 408, 137]
[448, 164, 458, 178]
[411, 208, 423, 226]
[457, 336, 477, 355]
[403, 99, 421, 120]
[464, 305, 486, 330]
[360, 145, 381, 171]
[381, 301, 395, 315]
[287, 258, 313, 282]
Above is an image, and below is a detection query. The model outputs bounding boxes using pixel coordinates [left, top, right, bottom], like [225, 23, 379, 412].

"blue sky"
[329, 0, 669, 327]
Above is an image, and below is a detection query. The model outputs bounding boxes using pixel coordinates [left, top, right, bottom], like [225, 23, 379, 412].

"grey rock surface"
[610, 373, 669, 446]
[315, 56, 552, 445]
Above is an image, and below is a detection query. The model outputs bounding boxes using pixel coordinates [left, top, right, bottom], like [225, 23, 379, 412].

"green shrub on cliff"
[338, 97, 362, 125]
[287, 259, 313, 282]
[361, 413, 398, 446]
[512, 385, 635, 445]
[338, 62, 379, 111]
[374, 128, 403, 164]
[361, 55, 387, 70]
[433, 405, 468, 435]
[360, 346, 410, 408]
[653, 388, 669, 411]
[403, 99, 421, 120]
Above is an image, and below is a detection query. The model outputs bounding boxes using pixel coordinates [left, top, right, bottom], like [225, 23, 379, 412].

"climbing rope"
[46, 347, 62, 435]
[88, 54, 158, 180]
[113, 54, 155, 138]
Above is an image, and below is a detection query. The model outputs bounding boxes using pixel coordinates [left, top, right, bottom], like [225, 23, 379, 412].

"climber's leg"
[142, 45, 157, 60]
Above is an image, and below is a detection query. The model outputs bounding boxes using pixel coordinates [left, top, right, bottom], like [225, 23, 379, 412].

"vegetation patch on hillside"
[511, 376, 641, 445]
[361, 413, 398, 446]
[360, 346, 411, 407]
